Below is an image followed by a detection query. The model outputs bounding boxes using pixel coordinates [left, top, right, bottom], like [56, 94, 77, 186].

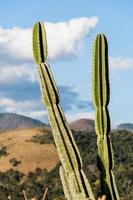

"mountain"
[0, 113, 47, 131]
[0, 114, 95, 132]
[69, 118, 95, 132]
[117, 123, 133, 131]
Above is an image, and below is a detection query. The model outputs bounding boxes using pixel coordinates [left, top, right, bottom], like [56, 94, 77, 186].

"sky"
[0, 0, 133, 126]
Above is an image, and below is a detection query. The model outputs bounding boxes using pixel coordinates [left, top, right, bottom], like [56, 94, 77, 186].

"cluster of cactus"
[32, 22, 120, 200]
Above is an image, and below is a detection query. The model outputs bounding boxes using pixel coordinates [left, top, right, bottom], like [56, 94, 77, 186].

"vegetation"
[0, 146, 8, 157]
[9, 158, 21, 167]
[31, 133, 54, 145]
[0, 129, 132, 199]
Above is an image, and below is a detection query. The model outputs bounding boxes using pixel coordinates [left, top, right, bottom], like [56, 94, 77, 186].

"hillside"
[70, 118, 95, 132]
[0, 124, 132, 199]
[0, 113, 46, 131]
[0, 127, 58, 174]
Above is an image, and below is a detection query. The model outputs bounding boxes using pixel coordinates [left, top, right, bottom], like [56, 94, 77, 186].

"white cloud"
[28, 110, 49, 124]
[66, 111, 95, 123]
[0, 96, 48, 122]
[0, 17, 98, 122]
[45, 17, 98, 59]
[0, 98, 14, 107]
[25, 110, 95, 124]
[0, 64, 36, 84]
[0, 17, 98, 62]
[29, 110, 48, 122]
[29, 110, 95, 124]
[0, 94, 95, 123]
[0, 27, 32, 62]
[110, 56, 133, 69]
[0, 97, 39, 113]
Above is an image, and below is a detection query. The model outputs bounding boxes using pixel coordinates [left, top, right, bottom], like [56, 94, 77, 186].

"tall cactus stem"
[92, 34, 120, 200]
[32, 21, 95, 200]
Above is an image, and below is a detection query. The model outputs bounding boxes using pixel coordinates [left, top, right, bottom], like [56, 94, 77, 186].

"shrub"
[0, 146, 8, 157]
[9, 158, 21, 167]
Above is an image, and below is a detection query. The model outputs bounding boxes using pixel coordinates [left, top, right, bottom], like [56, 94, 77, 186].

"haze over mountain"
[0, 113, 46, 131]
[117, 123, 133, 131]
[0, 112, 132, 133]
[0, 113, 96, 133]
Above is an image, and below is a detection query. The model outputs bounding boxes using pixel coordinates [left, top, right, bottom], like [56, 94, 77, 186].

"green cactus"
[92, 34, 120, 200]
[32, 22, 95, 200]
[32, 21, 120, 200]
[33, 22, 47, 64]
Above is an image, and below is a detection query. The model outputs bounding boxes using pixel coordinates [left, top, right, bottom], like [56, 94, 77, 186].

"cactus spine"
[92, 34, 120, 200]
[32, 22, 95, 200]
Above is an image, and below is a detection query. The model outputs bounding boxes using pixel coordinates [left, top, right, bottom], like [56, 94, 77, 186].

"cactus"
[32, 22, 95, 200]
[33, 22, 47, 64]
[32, 21, 120, 200]
[92, 34, 120, 200]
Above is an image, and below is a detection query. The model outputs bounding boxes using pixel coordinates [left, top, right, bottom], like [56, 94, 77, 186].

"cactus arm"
[32, 22, 95, 200]
[92, 34, 120, 200]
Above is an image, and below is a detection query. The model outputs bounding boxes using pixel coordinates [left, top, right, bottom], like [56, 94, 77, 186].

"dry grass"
[0, 127, 59, 174]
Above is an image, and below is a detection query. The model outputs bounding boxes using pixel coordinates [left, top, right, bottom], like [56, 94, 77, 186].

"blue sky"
[0, 0, 133, 126]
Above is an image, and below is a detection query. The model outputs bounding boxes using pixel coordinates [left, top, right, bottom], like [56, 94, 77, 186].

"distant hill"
[69, 118, 95, 132]
[0, 113, 46, 131]
[0, 112, 132, 133]
[0, 114, 95, 132]
[117, 123, 133, 131]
